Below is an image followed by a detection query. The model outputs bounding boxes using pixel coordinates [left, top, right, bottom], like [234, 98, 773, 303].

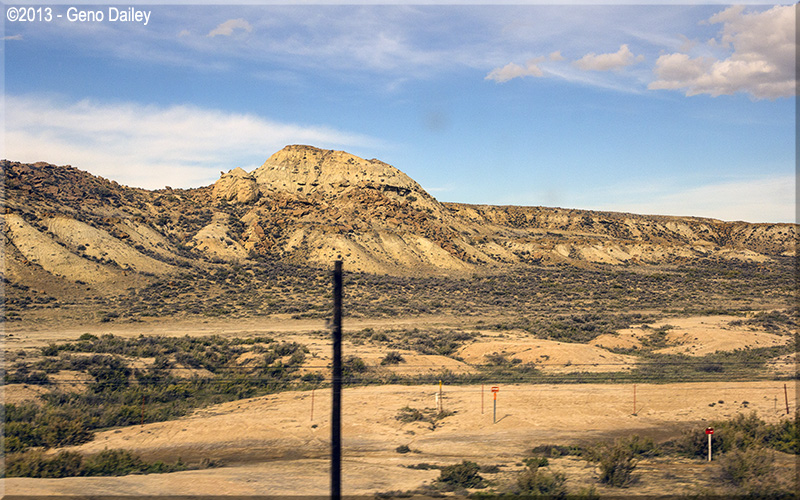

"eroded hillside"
[2, 145, 796, 300]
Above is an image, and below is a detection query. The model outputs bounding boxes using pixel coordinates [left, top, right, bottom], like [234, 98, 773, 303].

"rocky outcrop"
[4, 213, 116, 284]
[212, 167, 259, 204]
[253, 145, 425, 200]
[445, 203, 797, 262]
[2, 149, 796, 282]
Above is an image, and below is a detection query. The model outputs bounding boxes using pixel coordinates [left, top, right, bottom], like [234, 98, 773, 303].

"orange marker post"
[491, 386, 499, 424]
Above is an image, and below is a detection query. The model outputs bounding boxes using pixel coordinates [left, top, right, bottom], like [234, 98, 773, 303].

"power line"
[7, 359, 788, 369]
[3, 378, 792, 384]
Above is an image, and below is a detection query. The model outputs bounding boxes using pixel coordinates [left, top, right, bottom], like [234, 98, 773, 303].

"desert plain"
[2, 152, 798, 497]
[3, 307, 798, 497]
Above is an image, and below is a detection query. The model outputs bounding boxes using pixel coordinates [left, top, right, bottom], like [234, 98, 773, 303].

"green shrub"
[438, 460, 484, 489]
[385, 329, 477, 357]
[288, 350, 306, 365]
[5, 367, 50, 385]
[516, 464, 567, 498]
[530, 444, 584, 457]
[717, 446, 774, 488]
[766, 412, 799, 454]
[37, 416, 94, 449]
[620, 434, 659, 457]
[394, 406, 454, 431]
[6, 334, 319, 453]
[5, 448, 189, 478]
[405, 462, 440, 470]
[596, 440, 638, 487]
[274, 341, 304, 357]
[83, 449, 147, 476]
[342, 356, 368, 380]
[40, 343, 60, 356]
[5, 410, 94, 453]
[370, 331, 389, 342]
[381, 351, 405, 365]
[300, 372, 324, 383]
[395, 406, 425, 423]
[713, 446, 794, 498]
[88, 356, 131, 391]
[523, 457, 549, 468]
[640, 325, 674, 348]
[4, 435, 26, 454]
[5, 451, 84, 478]
[575, 485, 601, 499]
[670, 412, 795, 458]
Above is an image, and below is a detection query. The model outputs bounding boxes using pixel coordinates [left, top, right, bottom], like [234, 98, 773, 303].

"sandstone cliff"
[2, 146, 796, 287]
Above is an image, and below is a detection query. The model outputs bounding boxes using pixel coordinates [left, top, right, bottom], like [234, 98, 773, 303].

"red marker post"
[491, 386, 499, 424]
[705, 427, 714, 462]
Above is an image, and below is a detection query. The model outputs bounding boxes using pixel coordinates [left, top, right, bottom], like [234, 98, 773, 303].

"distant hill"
[2, 145, 796, 292]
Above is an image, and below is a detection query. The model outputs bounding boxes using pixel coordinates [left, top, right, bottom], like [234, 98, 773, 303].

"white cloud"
[3, 34, 23, 41]
[649, 4, 795, 99]
[485, 57, 545, 83]
[207, 18, 253, 38]
[3, 95, 380, 190]
[573, 44, 643, 72]
[598, 175, 795, 223]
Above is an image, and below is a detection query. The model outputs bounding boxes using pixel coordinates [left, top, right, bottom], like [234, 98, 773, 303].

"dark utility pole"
[331, 260, 343, 500]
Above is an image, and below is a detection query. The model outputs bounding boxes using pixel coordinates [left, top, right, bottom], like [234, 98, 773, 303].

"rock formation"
[2, 146, 796, 286]
[254, 145, 423, 199]
[212, 167, 259, 204]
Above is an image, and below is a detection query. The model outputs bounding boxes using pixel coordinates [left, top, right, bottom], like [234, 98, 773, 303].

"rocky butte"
[2, 144, 796, 289]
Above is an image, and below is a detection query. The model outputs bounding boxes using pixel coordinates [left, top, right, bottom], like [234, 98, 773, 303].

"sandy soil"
[653, 316, 790, 356]
[4, 383, 50, 405]
[4, 313, 796, 496]
[458, 339, 639, 373]
[590, 315, 791, 355]
[4, 381, 796, 496]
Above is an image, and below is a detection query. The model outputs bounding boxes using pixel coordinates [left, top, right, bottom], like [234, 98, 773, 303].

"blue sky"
[3, 2, 796, 222]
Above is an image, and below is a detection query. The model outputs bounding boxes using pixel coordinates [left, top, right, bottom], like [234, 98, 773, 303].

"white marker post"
[491, 386, 499, 424]
[705, 427, 714, 461]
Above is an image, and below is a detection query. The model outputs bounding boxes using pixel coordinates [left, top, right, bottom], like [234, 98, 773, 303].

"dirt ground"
[3, 314, 797, 496]
[592, 315, 791, 356]
[6, 312, 792, 374]
[4, 380, 796, 496]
